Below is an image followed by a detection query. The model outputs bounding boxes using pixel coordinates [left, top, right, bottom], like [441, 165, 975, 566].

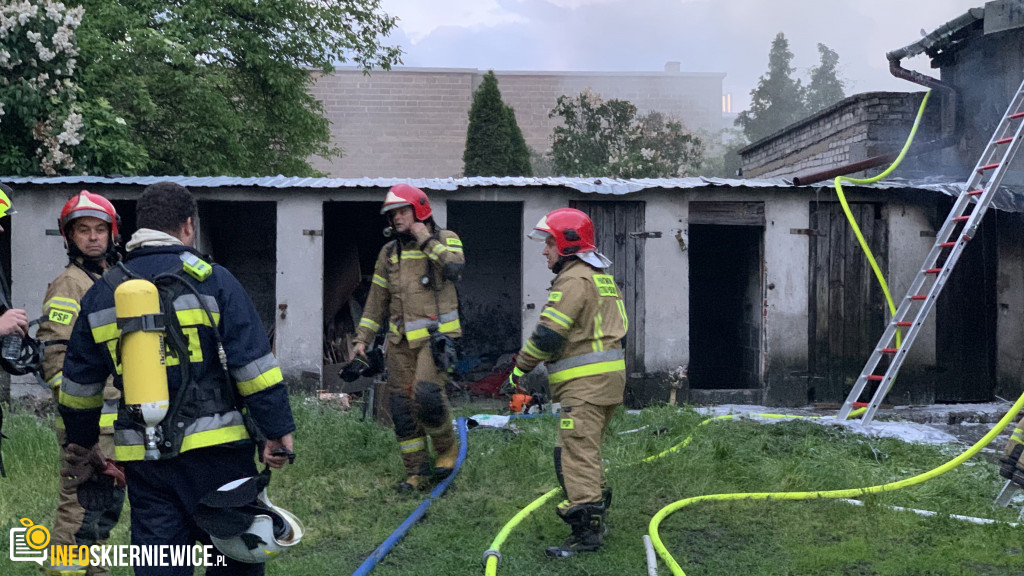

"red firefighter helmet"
[529, 208, 595, 256]
[381, 183, 431, 221]
[59, 190, 119, 242]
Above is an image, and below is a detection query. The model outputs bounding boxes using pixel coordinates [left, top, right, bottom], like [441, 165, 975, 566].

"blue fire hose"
[349, 416, 469, 576]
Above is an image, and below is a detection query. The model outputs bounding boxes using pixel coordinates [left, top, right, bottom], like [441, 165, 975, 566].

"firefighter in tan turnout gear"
[504, 207, 627, 558]
[353, 183, 465, 491]
[39, 191, 124, 576]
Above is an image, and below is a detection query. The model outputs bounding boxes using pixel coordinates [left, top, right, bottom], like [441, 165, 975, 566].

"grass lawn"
[2, 399, 1022, 575]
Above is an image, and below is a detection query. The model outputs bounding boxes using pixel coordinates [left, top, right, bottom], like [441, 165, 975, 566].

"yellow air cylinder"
[115, 279, 168, 460]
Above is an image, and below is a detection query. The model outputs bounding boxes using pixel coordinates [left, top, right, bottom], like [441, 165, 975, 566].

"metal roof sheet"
[3, 175, 1021, 211]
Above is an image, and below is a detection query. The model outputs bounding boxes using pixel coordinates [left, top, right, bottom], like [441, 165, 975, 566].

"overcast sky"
[378, 0, 978, 113]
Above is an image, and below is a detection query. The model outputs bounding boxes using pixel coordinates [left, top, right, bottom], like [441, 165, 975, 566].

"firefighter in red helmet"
[504, 207, 627, 557]
[353, 184, 466, 491]
[39, 190, 124, 576]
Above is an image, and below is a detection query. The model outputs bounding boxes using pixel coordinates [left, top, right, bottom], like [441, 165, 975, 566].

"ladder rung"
[910, 295, 928, 300]
[925, 268, 942, 274]
[979, 163, 1000, 172]
[881, 348, 898, 354]
[953, 215, 970, 222]
[940, 241, 956, 248]
[996, 137, 1014, 145]
[896, 321, 912, 327]
[866, 375, 884, 381]
[967, 189, 984, 196]
[1010, 111, 1024, 119]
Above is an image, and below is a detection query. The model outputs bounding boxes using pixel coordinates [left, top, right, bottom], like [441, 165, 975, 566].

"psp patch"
[48, 309, 74, 325]
[560, 418, 575, 430]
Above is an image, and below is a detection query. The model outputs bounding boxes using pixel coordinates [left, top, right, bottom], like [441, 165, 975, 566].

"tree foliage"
[805, 43, 846, 115]
[462, 71, 531, 176]
[735, 33, 846, 144]
[1, 0, 402, 176]
[0, 1, 85, 175]
[549, 89, 704, 178]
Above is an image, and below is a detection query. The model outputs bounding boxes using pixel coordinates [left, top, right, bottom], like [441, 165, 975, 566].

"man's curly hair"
[136, 181, 197, 234]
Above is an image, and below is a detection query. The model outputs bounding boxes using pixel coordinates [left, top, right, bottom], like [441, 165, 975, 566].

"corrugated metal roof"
[3, 174, 1022, 211]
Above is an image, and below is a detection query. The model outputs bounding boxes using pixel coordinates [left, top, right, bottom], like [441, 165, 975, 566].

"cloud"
[382, 0, 975, 110]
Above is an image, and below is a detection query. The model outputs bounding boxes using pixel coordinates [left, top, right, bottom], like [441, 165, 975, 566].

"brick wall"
[308, 66, 725, 178]
[739, 92, 936, 180]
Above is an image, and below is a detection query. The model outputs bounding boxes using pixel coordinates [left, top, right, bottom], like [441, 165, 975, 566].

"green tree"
[805, 43, 846, 115]
[735, 32, 807, 143]
[462, 71, 531, 176]
[549, 89, 703, 178]
[4, 0, 401, 177]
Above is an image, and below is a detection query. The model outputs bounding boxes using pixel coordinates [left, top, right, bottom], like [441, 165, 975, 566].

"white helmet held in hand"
[194, 470, 303, 563]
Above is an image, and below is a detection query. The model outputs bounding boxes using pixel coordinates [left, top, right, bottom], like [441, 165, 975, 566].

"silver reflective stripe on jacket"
[546, 349, 624, 374]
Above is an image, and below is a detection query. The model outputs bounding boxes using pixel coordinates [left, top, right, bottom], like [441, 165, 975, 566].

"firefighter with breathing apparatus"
[59, 182, 300, 575]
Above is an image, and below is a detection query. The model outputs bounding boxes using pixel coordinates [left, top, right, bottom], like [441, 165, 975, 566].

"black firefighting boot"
[999, 433, 1024, 487]
[545, 502, 606, 558]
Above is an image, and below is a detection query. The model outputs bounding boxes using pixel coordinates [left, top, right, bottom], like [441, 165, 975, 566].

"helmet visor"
[528, 229, 551, 242]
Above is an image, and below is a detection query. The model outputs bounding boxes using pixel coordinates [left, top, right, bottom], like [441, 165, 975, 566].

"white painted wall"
[274, 196, 324, 381]
[519, 191, 570, 343]
[885, 201, 938, 374]
[642, 194, 689, 371]
[763, 196, 811, 363]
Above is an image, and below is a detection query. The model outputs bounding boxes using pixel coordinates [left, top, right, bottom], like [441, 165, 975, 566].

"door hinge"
[628, 231, 661, 239]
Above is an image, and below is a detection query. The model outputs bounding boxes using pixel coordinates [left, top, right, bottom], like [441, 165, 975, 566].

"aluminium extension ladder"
[838, 76, 1024, 425]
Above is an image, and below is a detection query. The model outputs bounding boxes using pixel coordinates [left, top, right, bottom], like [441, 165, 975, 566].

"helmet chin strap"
[551, 255, 571, 274]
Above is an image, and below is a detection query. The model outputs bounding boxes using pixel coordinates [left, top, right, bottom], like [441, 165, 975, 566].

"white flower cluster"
[1, 0, 84, 174]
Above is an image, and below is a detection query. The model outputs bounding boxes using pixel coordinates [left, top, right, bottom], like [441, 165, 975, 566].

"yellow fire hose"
[484, 89, 1011, 576]
[649, 391, 1024, 575]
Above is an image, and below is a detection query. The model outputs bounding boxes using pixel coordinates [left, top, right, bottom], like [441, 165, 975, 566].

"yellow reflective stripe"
[389, 322, 401, 336]
[400, 437, 426, 453]
[59, 391, 104, 410]
[45, 297, 80, 313]
[236, 366, 284, 396]
[446, 246, 463, 254]
[541, 308, 573, 330]
[48, 372, 63, 390]
[524, 339, 551, 360]
[617, 299, 628, 332]
[176, 309, 220, 327]
[99, 413, 117, 427]
[548, 359, 626, 384]
[115, 444, 145, 461]
[592, 312, 604, 352]
[180, 425, 250, 453]
[1012, 428, 1024, 443]
[91, 322, 120, 343]
[401, 250, 426, 260]
[372, 274, 389, 288]
[406, 318, 460, 342]
[445, 238, 462, 247]
[360, 317, 380, 331]
[429, 243, 446, 259]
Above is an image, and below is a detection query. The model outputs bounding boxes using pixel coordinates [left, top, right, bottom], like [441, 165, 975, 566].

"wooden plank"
[689, 202, 765, 226]
[827, 204, 845, 394]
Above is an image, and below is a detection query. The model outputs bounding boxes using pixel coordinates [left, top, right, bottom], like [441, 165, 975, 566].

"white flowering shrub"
[0, 0, 83, 174]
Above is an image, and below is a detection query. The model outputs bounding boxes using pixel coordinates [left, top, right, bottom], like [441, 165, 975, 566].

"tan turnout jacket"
[515, 258, 628, 405]
[355, 229, 464, 349]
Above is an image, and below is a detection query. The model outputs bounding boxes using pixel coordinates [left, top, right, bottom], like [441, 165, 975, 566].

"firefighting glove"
[500, 367, 525, 396]
[61, 443, 106, 488]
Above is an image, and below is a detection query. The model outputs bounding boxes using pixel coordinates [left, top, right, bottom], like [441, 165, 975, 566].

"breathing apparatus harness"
[103, 249, 265, 460]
